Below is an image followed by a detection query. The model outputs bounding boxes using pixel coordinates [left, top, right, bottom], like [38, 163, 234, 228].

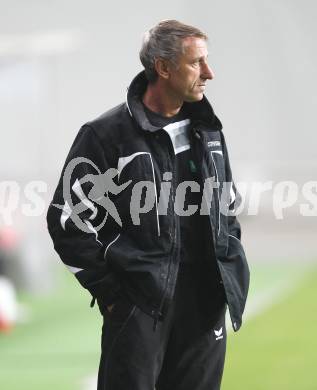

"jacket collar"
[126, 71, 222, 133]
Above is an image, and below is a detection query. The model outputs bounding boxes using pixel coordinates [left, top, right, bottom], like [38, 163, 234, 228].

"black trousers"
[97, 262, 227, 390]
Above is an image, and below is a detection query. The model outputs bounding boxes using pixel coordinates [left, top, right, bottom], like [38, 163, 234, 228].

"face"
[166, 37, 214, 103]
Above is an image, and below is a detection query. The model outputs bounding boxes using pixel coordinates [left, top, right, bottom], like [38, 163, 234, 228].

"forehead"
[181, 37, 208, 59]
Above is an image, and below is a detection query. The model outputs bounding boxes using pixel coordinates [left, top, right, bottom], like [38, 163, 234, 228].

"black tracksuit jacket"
[47, 71, 250, 332]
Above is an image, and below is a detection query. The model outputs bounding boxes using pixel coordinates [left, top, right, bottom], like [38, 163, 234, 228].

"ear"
[154, 58, 171, 80]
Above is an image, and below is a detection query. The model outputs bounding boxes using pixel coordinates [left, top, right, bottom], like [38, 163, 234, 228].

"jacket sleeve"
[47, 124, 122, 308]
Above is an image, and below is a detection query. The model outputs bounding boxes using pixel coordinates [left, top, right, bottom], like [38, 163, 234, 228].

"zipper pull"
[153, 316, 159, 332]
[152, 309, 163, 332]
[192, 127, 201, 139]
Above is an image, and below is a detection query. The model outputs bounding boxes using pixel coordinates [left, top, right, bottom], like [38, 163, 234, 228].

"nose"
[201, 62, 214, 80]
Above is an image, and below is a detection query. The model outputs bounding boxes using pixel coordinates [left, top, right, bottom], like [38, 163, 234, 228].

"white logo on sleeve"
[214, 327, 223, 340]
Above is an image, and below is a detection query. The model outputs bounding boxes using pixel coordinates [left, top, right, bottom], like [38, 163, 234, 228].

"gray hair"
[139, 20, 208, 83]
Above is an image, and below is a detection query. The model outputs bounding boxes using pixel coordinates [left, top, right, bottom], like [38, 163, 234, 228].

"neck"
[142, 79, 183, 117]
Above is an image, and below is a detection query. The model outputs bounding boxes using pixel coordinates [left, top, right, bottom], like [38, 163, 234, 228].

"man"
[47, 20, 249, 390]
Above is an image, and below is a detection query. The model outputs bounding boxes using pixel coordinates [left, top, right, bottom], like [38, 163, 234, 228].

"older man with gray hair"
[47, 19, 249, 390]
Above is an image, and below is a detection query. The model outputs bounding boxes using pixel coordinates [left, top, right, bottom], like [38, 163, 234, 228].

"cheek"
[171, 73, 184, 88]
[190, 76, 199, 90]
[189, 70, 199, 84]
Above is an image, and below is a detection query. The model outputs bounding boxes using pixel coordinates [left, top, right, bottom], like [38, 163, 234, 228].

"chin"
[184, 93, 204, 103]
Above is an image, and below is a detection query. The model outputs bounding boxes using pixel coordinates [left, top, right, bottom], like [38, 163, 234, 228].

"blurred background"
[0, 0, 316, 389]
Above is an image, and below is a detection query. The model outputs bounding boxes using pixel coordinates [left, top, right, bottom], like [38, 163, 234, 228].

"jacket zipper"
[152, 132, 178, 331]
[191, 126, 218, 253]
[210, 152, 220, 236]
[157, 187, 179, 319]
[193, 127, 236, 326]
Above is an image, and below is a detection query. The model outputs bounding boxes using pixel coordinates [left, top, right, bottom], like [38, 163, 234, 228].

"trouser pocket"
[98, 295, 137, 389]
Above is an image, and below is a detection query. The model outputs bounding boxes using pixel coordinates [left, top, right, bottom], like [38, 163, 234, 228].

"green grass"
[0, 271, 102, 390]
[222, 266, 317, 390]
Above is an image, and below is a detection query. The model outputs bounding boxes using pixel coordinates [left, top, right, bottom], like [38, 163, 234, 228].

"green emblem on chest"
[189, 159, 197, 173]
